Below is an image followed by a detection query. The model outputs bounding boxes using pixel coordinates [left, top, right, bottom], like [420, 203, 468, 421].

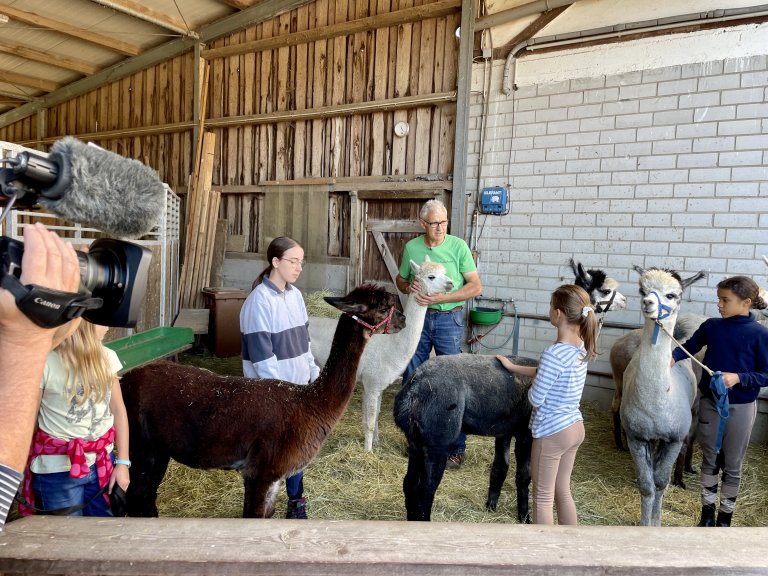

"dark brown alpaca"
[121, 284, 405, 518]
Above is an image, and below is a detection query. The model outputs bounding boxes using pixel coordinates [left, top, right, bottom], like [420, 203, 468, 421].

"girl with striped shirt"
[497, 284, 598, 525]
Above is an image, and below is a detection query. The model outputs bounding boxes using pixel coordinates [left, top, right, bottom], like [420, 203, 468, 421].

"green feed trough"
[469, 307, 502, 326]
[105, 327, 194, 373]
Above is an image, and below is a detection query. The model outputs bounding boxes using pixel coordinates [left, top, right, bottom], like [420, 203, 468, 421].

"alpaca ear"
[632, 264, 646, 276]
[410, 259, 421, 275]
[763, 255, 768, 267]
[680, 270, 707, 291]
[324, 296, 365, 315]
[423, 254, 431, 263]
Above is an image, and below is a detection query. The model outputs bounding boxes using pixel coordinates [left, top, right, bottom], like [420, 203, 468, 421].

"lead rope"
[656, 320, 728, 454]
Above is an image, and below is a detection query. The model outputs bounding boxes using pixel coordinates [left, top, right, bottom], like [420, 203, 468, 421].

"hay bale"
[305, 290, 341, 318]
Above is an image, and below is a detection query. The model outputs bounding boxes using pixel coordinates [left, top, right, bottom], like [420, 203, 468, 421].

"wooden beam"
[217, 0, 261, 9]
[202, 92, 456, 128]
[492, 6, 570, 60]
[19, 91, 455, 147]
[372, 230, 408, 309]
[0, 5, 142, 56]
[200, 0, 311, 42]
[201, 0, 461, 60]
[0, 90, 38, 103]
[0, 71, 62, 93]
[450, 0, 475, 239]
[174, 176, 451, 197]
[88, 0, 198, 38]
[2, 516, 768, 575]
[0, 40, 99, 76]
[367, 218, 423, 232]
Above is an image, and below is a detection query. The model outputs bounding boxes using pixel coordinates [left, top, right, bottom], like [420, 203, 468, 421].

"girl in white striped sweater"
[497, 284, 598, 525]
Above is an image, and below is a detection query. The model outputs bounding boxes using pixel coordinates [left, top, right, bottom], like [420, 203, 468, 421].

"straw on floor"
[159, 351, 768, 527]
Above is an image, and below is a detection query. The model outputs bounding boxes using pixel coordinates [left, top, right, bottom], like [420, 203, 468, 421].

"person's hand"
[722, 372, 740, 389]
[413, 291, 444, 306]
[496, 355, 514, 372]
[0, 223, 80, 341]
[110, 462, 131, 491]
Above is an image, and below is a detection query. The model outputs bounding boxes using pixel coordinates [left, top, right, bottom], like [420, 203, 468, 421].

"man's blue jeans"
[31, 463, 111, 516]
[402, 308, 466, 455]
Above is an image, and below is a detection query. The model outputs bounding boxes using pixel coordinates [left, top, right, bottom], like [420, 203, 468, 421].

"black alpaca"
[394, 354, 538, 523]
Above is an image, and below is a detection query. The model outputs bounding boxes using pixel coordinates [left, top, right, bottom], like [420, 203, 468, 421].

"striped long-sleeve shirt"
[0, 463, 22, 531]
[528, 342, 588, 438]
[240, 277, 319, 385]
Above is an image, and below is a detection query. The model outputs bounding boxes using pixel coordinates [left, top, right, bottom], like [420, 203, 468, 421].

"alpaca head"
[325, 284, 406, 334]
[633, 265, 706, 322]
[409, 254, 455, 296]
[569, 258, 627, 312]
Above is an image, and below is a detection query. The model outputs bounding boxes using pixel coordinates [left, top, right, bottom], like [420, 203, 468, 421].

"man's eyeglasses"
[422, 219, 448, 229]
[281, 257, 306, 267]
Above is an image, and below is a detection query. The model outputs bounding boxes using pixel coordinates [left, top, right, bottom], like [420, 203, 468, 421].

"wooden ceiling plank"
[0, 5, 142, 56]
[202, 0, 461, 60]
[88, 0, 199, 38]
[0, 0, 315, 127]
[0, 40, 99, 76]
[0, 71, 62, 92]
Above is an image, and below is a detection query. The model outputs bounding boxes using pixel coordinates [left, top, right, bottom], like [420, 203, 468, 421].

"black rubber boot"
[697, 504, 716, 527]
[715, 510, 732, 527]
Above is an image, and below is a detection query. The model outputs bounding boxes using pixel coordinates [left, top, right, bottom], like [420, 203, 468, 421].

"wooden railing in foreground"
[1, 517, 767, 575]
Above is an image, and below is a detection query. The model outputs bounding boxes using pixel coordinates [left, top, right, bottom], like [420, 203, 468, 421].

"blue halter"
[648, 291, 673, 344]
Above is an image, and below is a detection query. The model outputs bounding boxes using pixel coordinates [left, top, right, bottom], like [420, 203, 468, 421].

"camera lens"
[77, 251, 113, 294]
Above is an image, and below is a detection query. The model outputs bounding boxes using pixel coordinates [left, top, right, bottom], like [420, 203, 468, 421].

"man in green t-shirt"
[395, 199, 482, 468]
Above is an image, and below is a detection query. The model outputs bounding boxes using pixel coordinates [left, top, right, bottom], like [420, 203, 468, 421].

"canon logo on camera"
[34, 297, 61, 310]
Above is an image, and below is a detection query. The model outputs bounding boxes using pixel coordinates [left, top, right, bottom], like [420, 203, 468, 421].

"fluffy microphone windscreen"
[38, 137, 166, 238]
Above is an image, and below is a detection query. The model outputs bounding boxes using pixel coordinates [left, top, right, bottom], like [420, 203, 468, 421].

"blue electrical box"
[480, 186, 509, 215]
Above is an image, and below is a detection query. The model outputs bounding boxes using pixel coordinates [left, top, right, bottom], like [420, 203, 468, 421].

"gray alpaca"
[620, 265, 706, 526]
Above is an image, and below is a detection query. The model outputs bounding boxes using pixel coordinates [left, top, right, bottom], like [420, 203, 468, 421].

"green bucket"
[469, 306, 502, 325]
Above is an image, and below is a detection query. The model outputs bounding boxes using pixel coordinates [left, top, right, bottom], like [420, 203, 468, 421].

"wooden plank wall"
[0, 0, 460, 259]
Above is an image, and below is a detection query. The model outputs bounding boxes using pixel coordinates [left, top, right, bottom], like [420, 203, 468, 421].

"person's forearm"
[0, 335, 50, 472]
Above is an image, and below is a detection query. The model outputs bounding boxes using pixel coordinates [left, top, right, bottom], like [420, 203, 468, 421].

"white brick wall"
[465, 53, 767, 408]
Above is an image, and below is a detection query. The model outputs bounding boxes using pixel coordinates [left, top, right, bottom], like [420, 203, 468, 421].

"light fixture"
[394, 121, 409, 138]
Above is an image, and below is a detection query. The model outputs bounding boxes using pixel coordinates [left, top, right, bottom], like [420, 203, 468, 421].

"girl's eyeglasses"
[281, 257, 306, 267]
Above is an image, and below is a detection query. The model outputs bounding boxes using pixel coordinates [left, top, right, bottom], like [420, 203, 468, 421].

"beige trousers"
[531, 420, 585, 525]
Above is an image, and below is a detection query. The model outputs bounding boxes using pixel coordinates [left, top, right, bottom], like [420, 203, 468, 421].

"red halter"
[348, 306, 395, 334]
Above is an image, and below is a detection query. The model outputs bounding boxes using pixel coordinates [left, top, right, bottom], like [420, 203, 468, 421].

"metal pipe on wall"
[501, 4, 768, 95]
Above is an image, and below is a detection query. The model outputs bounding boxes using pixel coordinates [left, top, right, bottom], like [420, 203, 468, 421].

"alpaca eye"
[427, 275, 436, 280]
[600, 289, 610, 295]
[666, 293, 678, 300]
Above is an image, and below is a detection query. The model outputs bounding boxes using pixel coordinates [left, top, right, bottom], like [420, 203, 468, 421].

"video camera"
[0, 141, 159, 328]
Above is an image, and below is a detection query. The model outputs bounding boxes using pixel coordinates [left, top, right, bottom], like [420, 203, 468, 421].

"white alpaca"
[309, 256, 454, 451]
[620, 265, 705, 526]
